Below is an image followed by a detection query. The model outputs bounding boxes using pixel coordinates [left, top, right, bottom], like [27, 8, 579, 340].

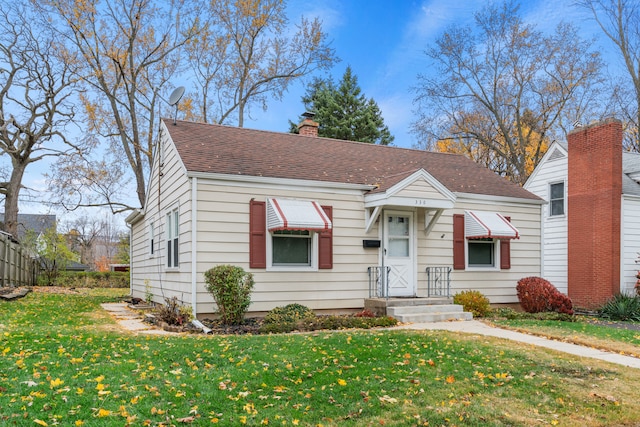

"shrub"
[453, 290, 492, 318]
[516, 276, 573, 315]
[40, 271, 129, 288]
[263, 303, 315, 325]
[258, 313, 398, 334]
[155, 296, 193, 326]
[204, 265, 254, 325]
[599, 293, 640, 322]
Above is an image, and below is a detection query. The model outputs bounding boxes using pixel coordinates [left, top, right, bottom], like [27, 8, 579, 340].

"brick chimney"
[567, 118, 622, 309]
[297, 111, 318, 137]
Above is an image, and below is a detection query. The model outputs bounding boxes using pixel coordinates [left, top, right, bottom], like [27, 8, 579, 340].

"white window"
[272, 230, 312, 266]
[267, 230, 318, 270]
[149, 221, 155, 256]
[166, 208, 179, 268]
[549, 182, 565, 216]
[467, 238, 499, 269]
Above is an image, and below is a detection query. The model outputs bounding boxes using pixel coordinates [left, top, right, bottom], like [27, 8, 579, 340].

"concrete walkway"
[397, 320, 640, 369]
[101, 302, 177, 336]
[101, 303, 640, 369]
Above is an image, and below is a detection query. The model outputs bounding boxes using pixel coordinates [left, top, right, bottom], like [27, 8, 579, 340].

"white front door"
[383, 211, 415, 297]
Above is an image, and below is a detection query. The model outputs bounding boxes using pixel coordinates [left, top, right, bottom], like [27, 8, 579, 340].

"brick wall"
[567, 118, 622, 309]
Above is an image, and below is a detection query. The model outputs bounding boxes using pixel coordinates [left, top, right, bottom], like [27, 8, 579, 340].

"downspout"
[191, 176, 198, 317]
[128, 223, 133, 297]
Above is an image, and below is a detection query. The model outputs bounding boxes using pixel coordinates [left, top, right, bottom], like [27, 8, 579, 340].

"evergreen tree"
[290, 66, 394, 145]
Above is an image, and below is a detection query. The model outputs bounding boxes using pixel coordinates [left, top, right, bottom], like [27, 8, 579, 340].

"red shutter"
[318, 205, 333, 269]
[500, 216, 511, 270]
[249, 200, 266, 268]
[453, 214, 465, 270]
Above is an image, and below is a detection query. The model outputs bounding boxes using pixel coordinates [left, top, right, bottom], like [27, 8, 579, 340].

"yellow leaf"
[446, 376, 455, 384]
[75, 421, 84, 426]
[50, 378, 64, 389]
[34, 419, 48, 426]
[97, 408, 111, 417]
[337, 379, 347, 386]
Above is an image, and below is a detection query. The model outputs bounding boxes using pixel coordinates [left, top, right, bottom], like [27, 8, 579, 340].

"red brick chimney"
[567, 118, 622, 309]
[297, 112, 318, 137]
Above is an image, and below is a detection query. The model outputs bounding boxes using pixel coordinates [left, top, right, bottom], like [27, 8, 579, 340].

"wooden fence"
[0, 232, 38, 287]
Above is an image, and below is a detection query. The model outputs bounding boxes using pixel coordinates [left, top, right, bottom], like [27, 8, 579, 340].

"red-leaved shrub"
[516, 276, 573, 315]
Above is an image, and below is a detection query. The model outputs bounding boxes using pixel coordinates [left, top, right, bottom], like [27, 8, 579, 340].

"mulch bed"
[200, 318, 264, 335]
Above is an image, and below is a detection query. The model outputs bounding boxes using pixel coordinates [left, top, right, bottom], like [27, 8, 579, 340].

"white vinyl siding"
[622, 196, 640, 295]
[523, 144, 568, 294]
[128, 122, 192, 306]
[418, 200, 541, 303]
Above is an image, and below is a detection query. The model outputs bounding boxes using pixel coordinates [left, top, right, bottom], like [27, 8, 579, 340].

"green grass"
[489, 317, 640, 357]
[3, 290, 640, 426]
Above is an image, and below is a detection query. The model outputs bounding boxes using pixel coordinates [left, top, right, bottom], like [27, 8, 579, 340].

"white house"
[524, 118, 640, 308]
[126, 117, 543, 318]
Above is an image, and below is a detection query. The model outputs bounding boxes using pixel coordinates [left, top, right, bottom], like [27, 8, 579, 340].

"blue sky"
[20, 0, 618, 221]
[247, 0, 612, 148]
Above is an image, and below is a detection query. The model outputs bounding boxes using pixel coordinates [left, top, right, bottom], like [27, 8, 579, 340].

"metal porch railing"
[426, 266, 451, 297]
[367, 266, 390, 299]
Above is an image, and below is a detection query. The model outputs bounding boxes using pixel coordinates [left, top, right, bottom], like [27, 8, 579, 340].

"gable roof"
[0, 213, 56, 241]
[163, 119, 541, 201]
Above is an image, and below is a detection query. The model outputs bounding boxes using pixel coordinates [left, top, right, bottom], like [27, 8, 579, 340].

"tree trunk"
[4, 162, 27, 239]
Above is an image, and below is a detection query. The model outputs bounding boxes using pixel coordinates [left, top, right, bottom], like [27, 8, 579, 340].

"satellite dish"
[168, 86, 185, 106]
[168, 86, 185, 125]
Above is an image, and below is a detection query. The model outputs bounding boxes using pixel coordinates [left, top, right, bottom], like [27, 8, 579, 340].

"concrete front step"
[387, 303, 472, 323]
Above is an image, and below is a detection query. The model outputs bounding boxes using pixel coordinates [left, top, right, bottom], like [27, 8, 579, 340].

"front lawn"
[3, 289, 640, 426]
[488, 317, 640, 357]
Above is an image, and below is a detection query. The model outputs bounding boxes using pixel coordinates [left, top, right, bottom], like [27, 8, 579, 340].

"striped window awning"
[267, 198, 332, 232]
[464, 210, 519, 239]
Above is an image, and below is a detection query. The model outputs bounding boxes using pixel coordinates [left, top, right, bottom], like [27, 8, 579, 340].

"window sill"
[165, 267, 180, 272]
[267, 265, 318, 272]
[465, 265, 500, 272]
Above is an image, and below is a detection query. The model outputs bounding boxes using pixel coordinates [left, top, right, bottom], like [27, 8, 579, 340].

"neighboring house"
[524, 118, 640, 309]
[126, 118, 543, 318]
[0, 213, 56, 242]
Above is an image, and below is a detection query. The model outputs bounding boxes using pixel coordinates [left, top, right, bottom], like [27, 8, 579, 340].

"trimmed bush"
[453, 290, 491, 318]
[263, 303, 315, 325]
[516, 276, 573, 315]
[258, 314, 398, 334]
[599, 293, 640, 322]
[204, 265, 254, 325]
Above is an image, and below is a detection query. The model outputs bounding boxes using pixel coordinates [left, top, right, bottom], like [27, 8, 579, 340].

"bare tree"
[35, 0, 200, 210]
[577, 0, 640, 150]
[412, 1, 604, 185]
[185, 0, 337, 127]
[0, 2, 83, 238]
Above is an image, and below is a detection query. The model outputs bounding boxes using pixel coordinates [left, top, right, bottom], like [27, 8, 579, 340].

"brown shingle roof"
[164, 119, 541, 201]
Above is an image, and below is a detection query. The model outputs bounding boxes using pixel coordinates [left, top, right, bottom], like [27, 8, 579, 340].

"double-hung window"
[149, 221, 155, 256]
[549, 182, 565, 216]
[166, 208, 179, 268]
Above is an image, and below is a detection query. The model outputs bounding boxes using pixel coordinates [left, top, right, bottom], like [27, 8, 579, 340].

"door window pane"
[388, 216, 409, 236]
[388, 238, 409, 257]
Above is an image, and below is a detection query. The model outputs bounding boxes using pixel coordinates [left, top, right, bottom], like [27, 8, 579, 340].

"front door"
[383, 211, 415, 297]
